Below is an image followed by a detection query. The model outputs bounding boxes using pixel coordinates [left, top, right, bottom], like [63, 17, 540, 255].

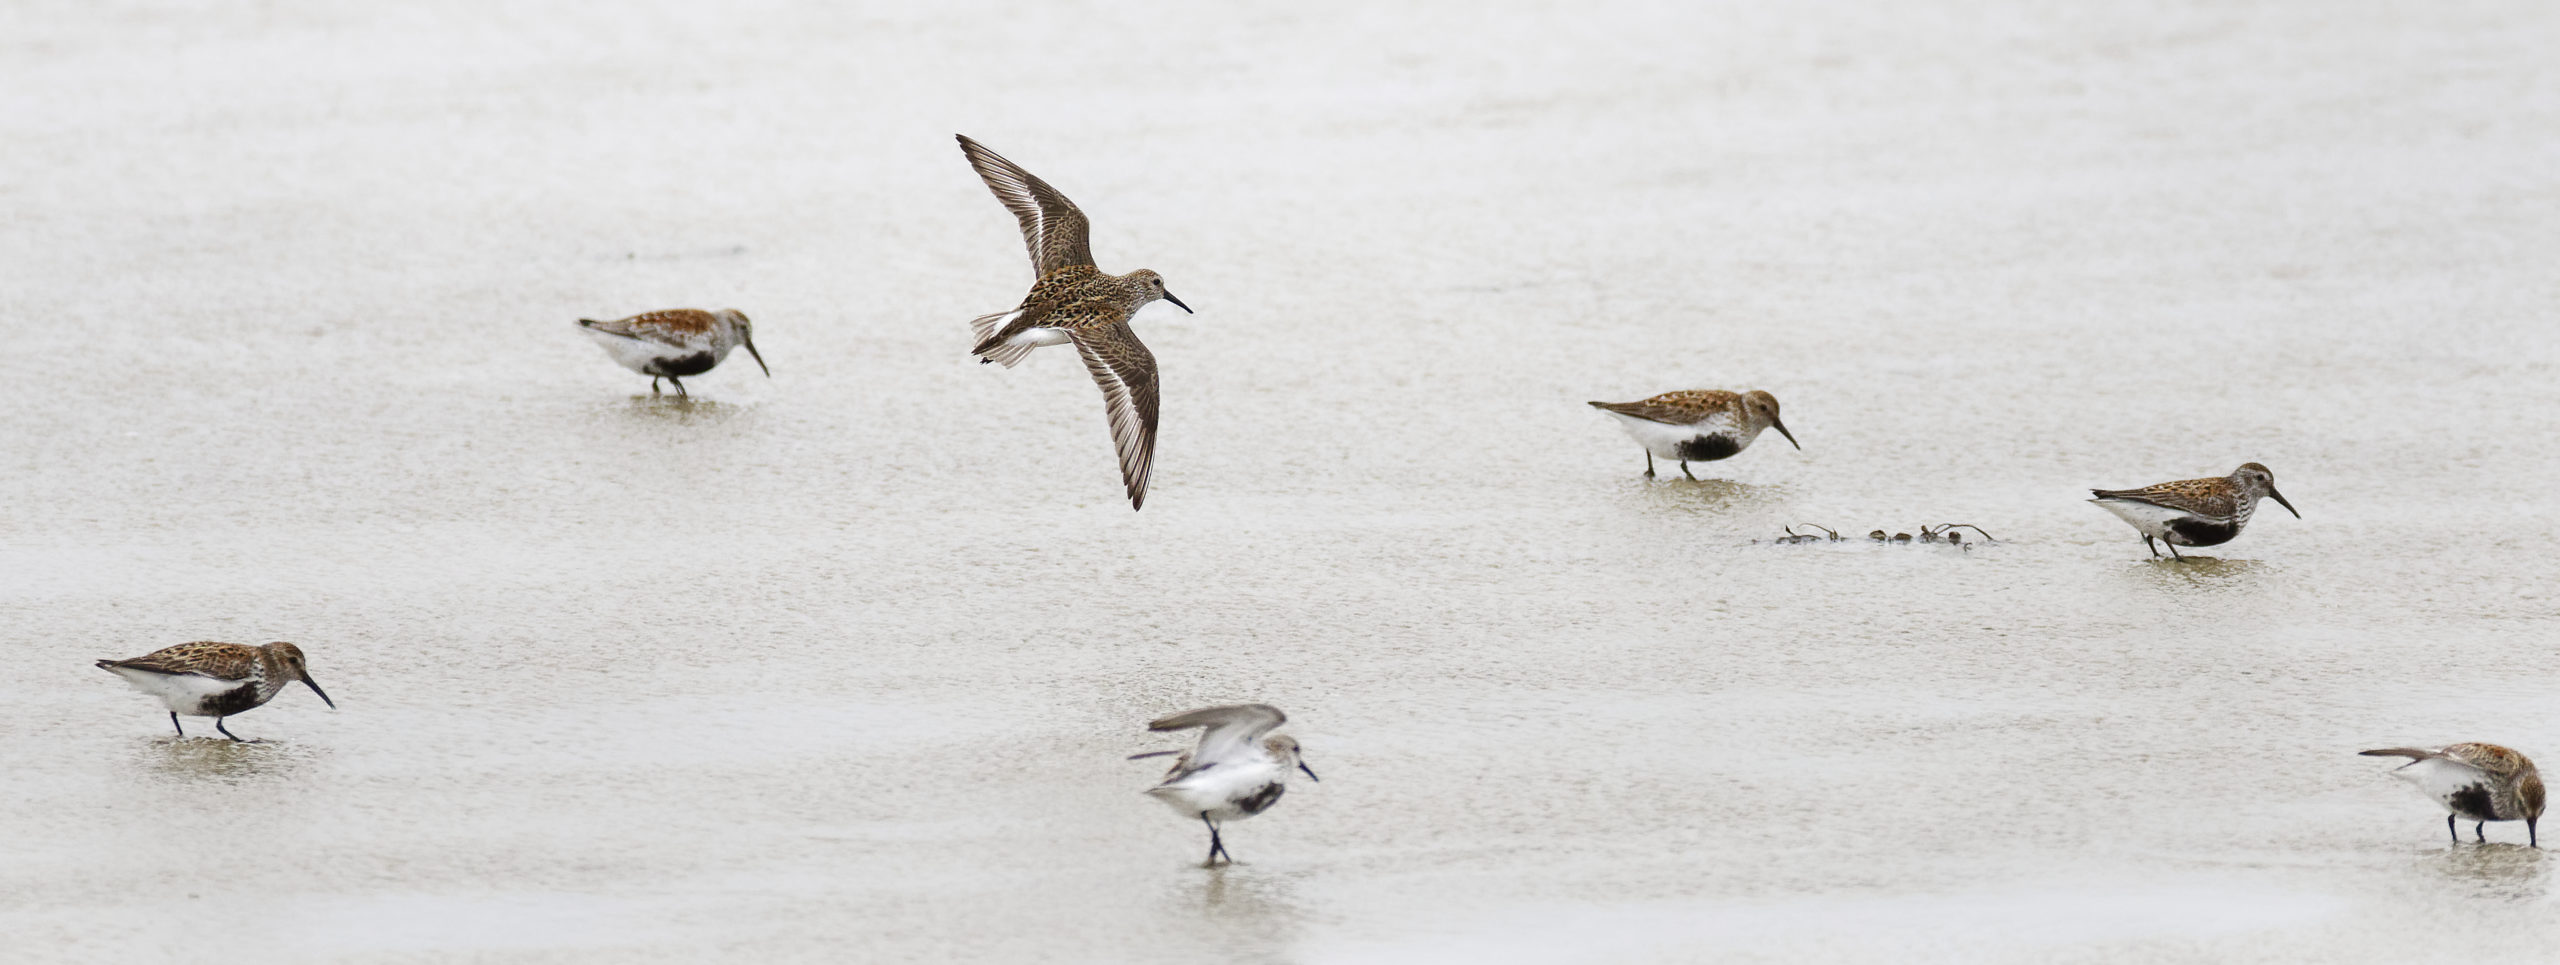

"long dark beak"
[1127, 750, 1179, 761]
[301, 673, 335, 709]
[2270, 488, 2299, 518]
[1162, 291, 1193, 314]
[742, 335, 770, 377]
[1773, 419, 1800, 450]
[1297, 761, 1320, 782]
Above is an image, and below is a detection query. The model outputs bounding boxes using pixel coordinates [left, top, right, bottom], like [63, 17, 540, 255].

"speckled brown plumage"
[1587, 390, 1747, 426]
[2091, 472, 2249, 519]
[957, 134, 1191, 511]
[580, 309, 723, 346]
[99, 641, 266, 680]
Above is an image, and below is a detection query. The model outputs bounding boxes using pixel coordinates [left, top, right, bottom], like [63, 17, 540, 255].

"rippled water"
[7, 1, 2560, 962]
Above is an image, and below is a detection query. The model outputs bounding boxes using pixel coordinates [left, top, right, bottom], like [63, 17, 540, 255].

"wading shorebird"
[1587, 389, 1798, 479]
[96, 641, 335, 741]
[576, 308, 768, 397]
[2362, 744, 2544, 846]
[1129, 704, 1316, 866]
[2088, 462, 2298, 559]
[956, 134, 1191, 510]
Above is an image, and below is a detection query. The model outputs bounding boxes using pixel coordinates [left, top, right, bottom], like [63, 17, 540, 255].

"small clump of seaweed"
[1761, 523, 1997, 547]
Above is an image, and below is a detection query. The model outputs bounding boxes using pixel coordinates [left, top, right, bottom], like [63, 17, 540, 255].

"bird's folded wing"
[2089, 480, 2234, 518]
[1072, 323, 1159, 510]
[957, 135, 1096, 277]
[2443, 743, 2530, 778]
[580, 310, 717, 348]
[106, 642, 257, 680]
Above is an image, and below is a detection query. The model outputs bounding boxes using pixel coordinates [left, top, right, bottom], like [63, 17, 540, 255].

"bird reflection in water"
[137, 736, 308, 784]
[2422, 844, 2549, 902]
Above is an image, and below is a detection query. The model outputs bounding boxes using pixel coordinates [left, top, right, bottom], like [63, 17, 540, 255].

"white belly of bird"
[1602, 411, 1746, 460]
[2393, 758, 2502, 816]
[1008, 327, 1075, 351]
[104, 666, 246, 717]
[1148, 759, 1287, 823]
[2091, 499, 2196, 541]
[581, 329, 681, 374]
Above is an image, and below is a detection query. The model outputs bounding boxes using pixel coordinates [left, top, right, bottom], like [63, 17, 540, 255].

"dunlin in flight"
[2088, 462, 2298, 559]
[576, 308, 768, 397]
[96, 641, 335, 741]
[2362, 743, 2544, 846]
[1587, 389, 1798, 479]
[1129, 703, 1316, 866]
[956, 134, 1192, 510]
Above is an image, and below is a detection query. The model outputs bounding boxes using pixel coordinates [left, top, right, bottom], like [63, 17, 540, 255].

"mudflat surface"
[5, 1, 2558, 961]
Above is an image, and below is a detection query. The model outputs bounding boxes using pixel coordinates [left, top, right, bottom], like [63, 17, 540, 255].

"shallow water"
[6, 1, 2560, 961]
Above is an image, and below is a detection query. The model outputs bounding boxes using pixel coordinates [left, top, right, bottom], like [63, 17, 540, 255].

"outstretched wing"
[1071, 322, 1159, 510]
[1149, 704, 1286, 769]
[956, 135, 1096, 277]
[578, 310, 718, 350]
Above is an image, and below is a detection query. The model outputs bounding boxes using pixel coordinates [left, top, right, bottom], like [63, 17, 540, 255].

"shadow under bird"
[96, 641, 334, 741]
[956, 134, 1191, 510]
[2088, 462, 2297, 559]
[1587, 389, 1798, 479]
[1129, 704, 1316, 866]
[2362, 743, 2544, 846]
[576, 308, 768, 397]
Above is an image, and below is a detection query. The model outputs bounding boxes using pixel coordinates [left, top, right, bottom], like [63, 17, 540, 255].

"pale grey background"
[5, 1, 2558, 962]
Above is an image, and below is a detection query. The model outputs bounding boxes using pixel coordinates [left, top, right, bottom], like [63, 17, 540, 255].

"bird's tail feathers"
[2360, 747, 2438, 761]
[974, 338, 1036, 368]
[968, 311, 1013, 344]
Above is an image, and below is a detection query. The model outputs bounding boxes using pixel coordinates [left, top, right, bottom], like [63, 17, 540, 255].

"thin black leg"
[2476, 822, 2487, 843]
[1681, 461, 1697, 481]
[1200, 813, 1228, 865]
[650, 377, 662, 396]
[169, 712, 184, 737]
[2165, 541, 2184, 560]
[670, 377, 688, 398]
[2531, 818, 2539, 848]
[213, 718, 253, 743]
[2143, 536, 2160, 558]
[2449, 814, 2459, 843]
[1644, 453, 1655, 478]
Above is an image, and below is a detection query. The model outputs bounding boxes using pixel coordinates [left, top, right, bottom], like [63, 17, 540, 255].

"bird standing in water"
[97, 641, 335, 741]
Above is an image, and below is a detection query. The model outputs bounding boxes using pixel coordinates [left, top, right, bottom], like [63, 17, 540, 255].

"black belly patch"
[2448, 783, 2497, 820]
[2164, 517, 2238, 547]
[1677, 436, 1741, 462]
[1237, 783, 1285, 816]
[203, 683, 266, 717]
[650, 352, 718, 377]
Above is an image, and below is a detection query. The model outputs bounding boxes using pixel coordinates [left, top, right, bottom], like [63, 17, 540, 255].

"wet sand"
[6, 1, 2560, 961]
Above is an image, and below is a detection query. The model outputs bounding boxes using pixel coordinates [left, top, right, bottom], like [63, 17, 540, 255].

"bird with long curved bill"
[576, 308, 768, 398]
[956, 134, 1192, 510]
[2362, 743, 2543, 846]
[97, 641, 335, 742]
[2089, 462, 2298, 559]
[1588, 388, 1799, 480]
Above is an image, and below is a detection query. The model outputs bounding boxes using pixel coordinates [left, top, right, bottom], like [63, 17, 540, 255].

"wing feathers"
[956, 135, 1096, 276]
[1071, 323, 1159, 510]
